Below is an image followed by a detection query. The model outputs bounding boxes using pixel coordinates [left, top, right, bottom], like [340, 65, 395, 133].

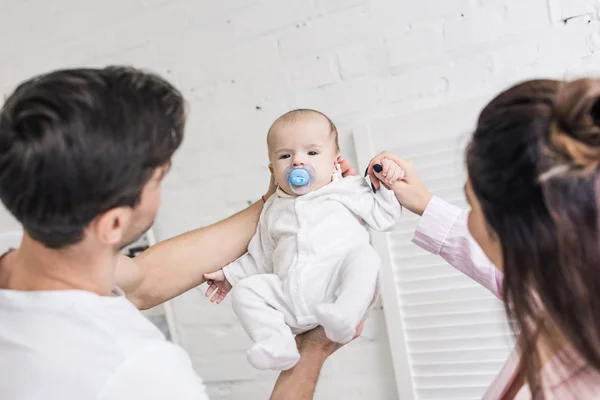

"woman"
[367, 78, 600, 398]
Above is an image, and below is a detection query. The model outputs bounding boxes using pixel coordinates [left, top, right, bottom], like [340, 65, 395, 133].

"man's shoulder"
[0, 288, 167, 358]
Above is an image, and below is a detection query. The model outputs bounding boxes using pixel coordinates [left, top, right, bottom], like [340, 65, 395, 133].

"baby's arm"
[347, 159, 403, 231]
[222, 251, 269, 286]
[204, 252, 268, 304]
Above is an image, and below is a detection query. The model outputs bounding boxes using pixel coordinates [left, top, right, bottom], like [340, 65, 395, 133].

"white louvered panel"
[353, 119, 515, 400]
[391, 138, 513, 400]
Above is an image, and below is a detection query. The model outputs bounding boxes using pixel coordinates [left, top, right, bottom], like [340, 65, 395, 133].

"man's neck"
[0, 234, 118, 296]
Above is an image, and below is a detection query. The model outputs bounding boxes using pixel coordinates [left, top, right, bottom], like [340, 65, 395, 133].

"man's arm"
[269, 344, 328, 400]
[270, 322, 365, 400]
[122, 199, 265, 310]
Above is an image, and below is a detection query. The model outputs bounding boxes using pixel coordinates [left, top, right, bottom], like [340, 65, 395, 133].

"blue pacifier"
[289, 169, 310, 186]
[285, 165, 316, 195]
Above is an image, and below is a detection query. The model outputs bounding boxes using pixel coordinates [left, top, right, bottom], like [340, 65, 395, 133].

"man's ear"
[91, 207, 132, 246]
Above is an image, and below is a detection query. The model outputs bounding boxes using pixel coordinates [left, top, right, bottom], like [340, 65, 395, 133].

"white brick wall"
[1, 0, 599, 399]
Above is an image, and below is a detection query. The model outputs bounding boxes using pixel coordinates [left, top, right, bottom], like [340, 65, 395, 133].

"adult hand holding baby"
[264, 171, 277, 202]
[367, 152, 433, 216]
[337, 155, 357, 177]
[336, 152, 433, 216]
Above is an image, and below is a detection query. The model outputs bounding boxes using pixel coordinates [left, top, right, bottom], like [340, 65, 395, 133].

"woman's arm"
[413, 196, 503, 299]
[367, 152, 503, 299]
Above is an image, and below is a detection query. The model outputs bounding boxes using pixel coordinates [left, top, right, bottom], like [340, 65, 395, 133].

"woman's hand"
[367, 151, 433, 216]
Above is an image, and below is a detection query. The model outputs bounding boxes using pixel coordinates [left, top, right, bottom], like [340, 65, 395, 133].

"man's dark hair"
[0, 66, 185, 248]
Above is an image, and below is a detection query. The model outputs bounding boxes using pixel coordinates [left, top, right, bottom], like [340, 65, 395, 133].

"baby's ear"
[268, 163, 274, 174]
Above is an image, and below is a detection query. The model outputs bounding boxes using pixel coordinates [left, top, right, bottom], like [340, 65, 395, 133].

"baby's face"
[268, 117, 339, 196]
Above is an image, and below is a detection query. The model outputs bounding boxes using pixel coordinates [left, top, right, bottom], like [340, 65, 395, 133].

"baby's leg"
[231, 274, 300, 371]
[315, 245, 380, 344]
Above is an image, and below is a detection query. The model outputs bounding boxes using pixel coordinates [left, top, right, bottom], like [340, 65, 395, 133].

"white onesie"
[223, 174, 401, 370]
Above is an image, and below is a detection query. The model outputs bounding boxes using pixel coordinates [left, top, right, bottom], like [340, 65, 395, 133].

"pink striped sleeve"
[411, 196, 504, 299]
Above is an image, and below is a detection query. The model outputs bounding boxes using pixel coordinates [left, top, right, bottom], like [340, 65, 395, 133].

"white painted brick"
[337, 45, 370, 78]
[536, 21, 599, 75]
[191, 350, 274, 382]
[588, 31, 600, 53]
[559, 0, 597, 20]
[0, 207, 19, 232]
[377, 65, 450, 104]
[502, 0, 552, 29]
[368, 0, 472, 37]
[177, 321, 253, 356]
[231, 0, 316, 40]
[337, 38, 390, 79]
[278, 6, 369, 58]
[317, 0, 366, 15]
[156, 185, 229, 237]
[288, 53, 340, 90]
[296, 77, 380, 117]
[444, 6, 507, 50]
[490, 40, 541, 76]
[221, 35, 283, 81]
[444, 1, 548, 51]
[386, 20, 444, 67]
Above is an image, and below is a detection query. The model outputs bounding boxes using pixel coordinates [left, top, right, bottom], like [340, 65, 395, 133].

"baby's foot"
[315, 303, 355, 344]
[247, 336, 300, 371]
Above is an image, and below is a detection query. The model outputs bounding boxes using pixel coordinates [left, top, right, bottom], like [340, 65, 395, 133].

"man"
[0, 66, 358, 400]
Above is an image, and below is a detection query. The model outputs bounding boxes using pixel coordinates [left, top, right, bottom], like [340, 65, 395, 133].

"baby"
[204, 109, 404, 371]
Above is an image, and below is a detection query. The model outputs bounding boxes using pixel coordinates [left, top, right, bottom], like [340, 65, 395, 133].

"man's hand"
[337, 156, 357, 177]
[295, 320, 365, 356]
[269, 320, 366, 400]
[265, 172, 277, 201]
[203, 270, 232, 304]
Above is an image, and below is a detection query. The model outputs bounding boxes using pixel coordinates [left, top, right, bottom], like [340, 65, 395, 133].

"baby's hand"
[203, 270, 232, 304]
[375, 159, 405, 187]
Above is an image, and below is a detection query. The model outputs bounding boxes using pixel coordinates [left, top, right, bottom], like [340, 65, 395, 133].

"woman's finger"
[367, 159, 384, 191]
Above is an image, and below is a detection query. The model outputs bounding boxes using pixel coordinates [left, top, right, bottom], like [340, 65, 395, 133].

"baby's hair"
[268, 108, 340, 151]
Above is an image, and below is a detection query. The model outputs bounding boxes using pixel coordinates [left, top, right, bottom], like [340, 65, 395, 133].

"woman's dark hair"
[467, 78, 600, 397]
[0, 66, 186, 248]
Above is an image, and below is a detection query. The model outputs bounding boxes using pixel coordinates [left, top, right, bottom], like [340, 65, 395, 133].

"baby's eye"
[308, 151, 318, 156]
[280, 154, 290, 159]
